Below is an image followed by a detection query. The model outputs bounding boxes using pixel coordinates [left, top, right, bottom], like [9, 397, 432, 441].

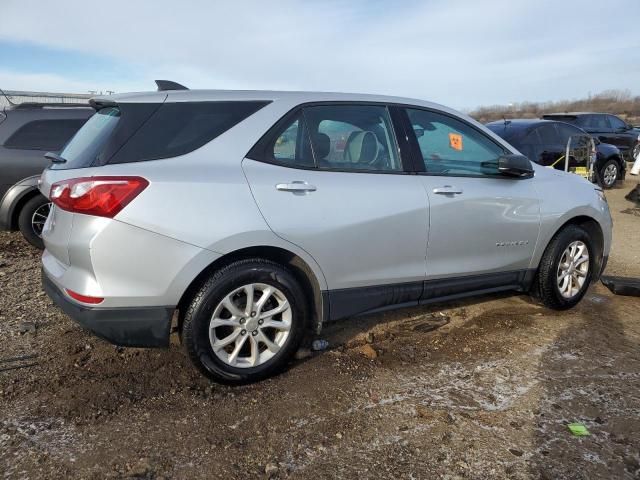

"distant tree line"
[470, 89, 640, 125]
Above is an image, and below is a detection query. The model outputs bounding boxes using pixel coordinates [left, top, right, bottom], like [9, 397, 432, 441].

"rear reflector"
[50, 176, 148, 218]
[65, 288, 104, 305]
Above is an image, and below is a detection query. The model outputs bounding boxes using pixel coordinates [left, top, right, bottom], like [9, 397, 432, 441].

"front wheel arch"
[536, 216, 605, 283]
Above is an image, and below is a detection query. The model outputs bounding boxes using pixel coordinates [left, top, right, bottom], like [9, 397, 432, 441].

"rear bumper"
[42, 269, 173, 348]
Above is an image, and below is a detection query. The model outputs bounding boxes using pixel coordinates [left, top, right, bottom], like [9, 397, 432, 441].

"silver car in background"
[40, 85, 612, 384]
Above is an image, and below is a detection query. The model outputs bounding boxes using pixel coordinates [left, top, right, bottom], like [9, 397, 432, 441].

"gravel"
[1, 181, 639, 479]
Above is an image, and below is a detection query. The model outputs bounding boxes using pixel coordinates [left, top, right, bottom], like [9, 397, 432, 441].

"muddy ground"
[1, 181, 639, 480]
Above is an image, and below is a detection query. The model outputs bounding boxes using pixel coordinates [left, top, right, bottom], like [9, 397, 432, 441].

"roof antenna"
[155, 80, 189, 91]
[502, 115, 511, 126]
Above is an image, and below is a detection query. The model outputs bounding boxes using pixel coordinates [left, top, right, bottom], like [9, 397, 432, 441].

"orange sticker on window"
[449, 132, 463, 151]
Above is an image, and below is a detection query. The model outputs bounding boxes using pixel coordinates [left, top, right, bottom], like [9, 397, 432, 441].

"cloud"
[1, 0, 639, 109]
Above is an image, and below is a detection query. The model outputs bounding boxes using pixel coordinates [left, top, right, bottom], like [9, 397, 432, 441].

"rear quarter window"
[108, 101, 269, 164]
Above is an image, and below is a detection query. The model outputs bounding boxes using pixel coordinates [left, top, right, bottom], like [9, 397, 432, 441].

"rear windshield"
[51, 100, 269, 169]
[53, 107, 120, 169]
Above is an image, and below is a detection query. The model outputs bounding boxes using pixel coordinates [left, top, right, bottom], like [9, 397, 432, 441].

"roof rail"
[155, 80, 189, 91]
[13, 102, 92, 109]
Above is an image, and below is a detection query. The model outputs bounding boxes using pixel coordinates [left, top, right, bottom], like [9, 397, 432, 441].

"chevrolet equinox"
[40, 83, 612, 384]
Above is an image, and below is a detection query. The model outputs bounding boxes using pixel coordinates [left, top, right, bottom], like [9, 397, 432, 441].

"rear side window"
[4, 119, 86, 150]
[109, 101, 269, 164]
[304, 105, 402, 172]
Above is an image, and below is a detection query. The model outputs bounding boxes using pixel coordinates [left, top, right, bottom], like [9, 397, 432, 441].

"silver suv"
[40, 84, 612, 384]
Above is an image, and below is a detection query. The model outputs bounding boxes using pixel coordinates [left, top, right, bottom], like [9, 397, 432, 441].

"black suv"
[486, 119, 625, 188]
[542, 112, 640, 162]
[0, 102, 93, 248]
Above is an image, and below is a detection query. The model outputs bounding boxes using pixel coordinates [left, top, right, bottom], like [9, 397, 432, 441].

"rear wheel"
[534, 225, 594, 310]
[181, 259, 308, 384]
[17, 195, 51, 250]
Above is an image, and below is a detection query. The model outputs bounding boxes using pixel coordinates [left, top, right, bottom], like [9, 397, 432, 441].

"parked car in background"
[541, 112, 640, 162]
[0, 102, 93, 248]
[486, 119, 625, 188]
[632, 126, 640, 160]
[40, 85, 611, 384]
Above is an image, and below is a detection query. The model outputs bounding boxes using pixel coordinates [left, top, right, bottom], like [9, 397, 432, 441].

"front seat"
[343, 131, 378, 166]
[312, 133, 331, 167]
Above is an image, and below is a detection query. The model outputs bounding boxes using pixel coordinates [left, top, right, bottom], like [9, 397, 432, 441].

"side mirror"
[498, 154, 534, 178]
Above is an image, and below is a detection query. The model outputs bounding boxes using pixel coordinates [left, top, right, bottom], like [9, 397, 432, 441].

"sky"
[0, 0, 639, 110]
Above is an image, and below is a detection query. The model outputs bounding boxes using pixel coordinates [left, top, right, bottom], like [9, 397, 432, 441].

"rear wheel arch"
[176, 245, 325, 337]
[9, 187, 43, 230]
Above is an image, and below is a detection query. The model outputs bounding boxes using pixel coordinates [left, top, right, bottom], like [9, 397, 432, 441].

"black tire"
[182, 258, 309, 384]
[17, 195, 50, 250]
[598, 159, 619, 189]
[534, 225, 595, 310]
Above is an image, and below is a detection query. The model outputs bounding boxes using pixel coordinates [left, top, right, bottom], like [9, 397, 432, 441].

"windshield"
[52, 106, 120, 169]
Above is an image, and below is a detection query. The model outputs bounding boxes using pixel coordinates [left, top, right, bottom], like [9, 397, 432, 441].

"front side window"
[587, 115, 610, 130]
[5, 119, 86, 151]
[608, 115, 626, 130]
[303, 105, 401, 172]
[405, 108, 505, 176]
[556, 123, 584, 144]
[537, 124, 561, 144]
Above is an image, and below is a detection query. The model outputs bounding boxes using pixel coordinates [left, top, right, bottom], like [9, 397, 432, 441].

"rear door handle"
[275, 181, 317, 193]
[433, 185, 463, 195]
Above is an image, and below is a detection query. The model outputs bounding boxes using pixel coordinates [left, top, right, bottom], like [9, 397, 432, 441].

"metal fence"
[0, 90, 92, 108]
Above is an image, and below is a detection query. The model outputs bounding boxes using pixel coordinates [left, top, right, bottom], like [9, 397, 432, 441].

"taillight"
[65, 289, 104, 305]
[49, 176, 148, 218]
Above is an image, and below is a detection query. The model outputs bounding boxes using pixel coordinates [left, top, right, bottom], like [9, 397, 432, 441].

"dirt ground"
[1, 180, 639, 480]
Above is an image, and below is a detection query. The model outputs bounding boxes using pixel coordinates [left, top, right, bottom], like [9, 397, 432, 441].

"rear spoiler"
[89, 98, 118, 111]
[88, 80, 185, 110]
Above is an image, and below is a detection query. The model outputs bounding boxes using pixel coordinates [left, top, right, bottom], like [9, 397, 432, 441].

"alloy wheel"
[556, 241, 589, 299]
[31, 202, 51, 238]
[209, 283, 292, 368]
[602, 163, 617, 187]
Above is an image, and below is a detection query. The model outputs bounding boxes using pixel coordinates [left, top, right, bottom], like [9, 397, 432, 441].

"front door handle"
[275, 181, 317, 194]
[433, 185, 463, 195]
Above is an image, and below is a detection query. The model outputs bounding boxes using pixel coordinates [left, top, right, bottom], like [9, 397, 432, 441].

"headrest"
[313, 133, 330, 160]
[344, 131, 378, 164]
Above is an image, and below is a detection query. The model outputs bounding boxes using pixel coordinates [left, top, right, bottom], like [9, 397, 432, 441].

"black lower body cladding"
[42, 270, 173, 348]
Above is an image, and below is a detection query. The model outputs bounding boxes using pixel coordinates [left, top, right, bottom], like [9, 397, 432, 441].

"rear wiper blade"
[44, 152, 67, 164]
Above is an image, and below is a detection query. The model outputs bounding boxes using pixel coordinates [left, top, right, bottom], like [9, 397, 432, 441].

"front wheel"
[534, 225, 594, 310]
[181, 259, 308, 384]
[17, 195, 51, 250]
[599, 159, 619, 189]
